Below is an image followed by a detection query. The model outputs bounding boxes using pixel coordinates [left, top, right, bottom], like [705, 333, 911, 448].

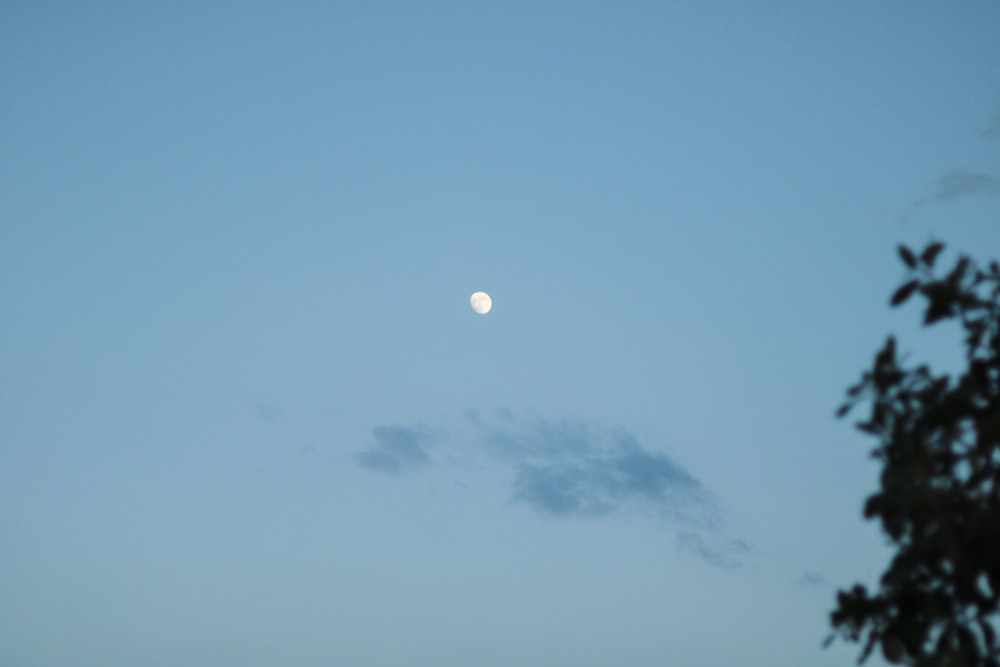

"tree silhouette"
[829, 242, 1000, 666]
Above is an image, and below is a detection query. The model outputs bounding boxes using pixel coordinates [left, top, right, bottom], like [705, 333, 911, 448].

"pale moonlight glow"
[470, 291, 492, 314]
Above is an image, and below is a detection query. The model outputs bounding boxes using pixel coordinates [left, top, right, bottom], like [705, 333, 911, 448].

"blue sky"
[2, 2, 999, 665]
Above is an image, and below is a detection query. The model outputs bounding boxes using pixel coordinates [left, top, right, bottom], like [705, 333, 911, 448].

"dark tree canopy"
[830, 242, 1000, 666]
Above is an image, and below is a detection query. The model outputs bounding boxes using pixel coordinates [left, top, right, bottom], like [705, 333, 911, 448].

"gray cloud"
[509, 434, 712, 524]
[356, 412, 747, 568]
[903, 168, 1000, 220]
[357, 425, 433, 474]
[483, 414, 744, 567]
[512, 463, 615, 517]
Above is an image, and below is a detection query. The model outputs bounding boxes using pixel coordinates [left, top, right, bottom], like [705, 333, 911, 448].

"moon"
[470, 291, 492, 315]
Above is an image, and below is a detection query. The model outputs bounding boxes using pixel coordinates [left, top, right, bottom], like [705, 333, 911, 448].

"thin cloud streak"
[931, 169, 1000, 201]
[357, 425, 433, 474]
[475, 411, 596, 461]
[676, 530, 750, 570]
[902, 168, 1000, 220]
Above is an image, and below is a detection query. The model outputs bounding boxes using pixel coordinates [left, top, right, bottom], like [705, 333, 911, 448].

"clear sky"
[2, 2, 999, 666]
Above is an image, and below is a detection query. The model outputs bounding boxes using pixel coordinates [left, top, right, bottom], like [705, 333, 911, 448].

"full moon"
[470, 291, 492, 315]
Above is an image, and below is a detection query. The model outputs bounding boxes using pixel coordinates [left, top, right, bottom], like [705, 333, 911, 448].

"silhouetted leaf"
[890, 280, 920, 307]
[946, 257, 970, 287]
[863, 494, 883, 518]
[875, 337, 896, 368]
[980, 621, 996, 652]
[856, 421, 879, 434]
[898, 245, 917, 269]
[882, 636, 905, 664]
[860, 636, 877, 663]
[922, 285, 954, 324]
[967, 328, 984, 352]
[920, 242, 945, 268]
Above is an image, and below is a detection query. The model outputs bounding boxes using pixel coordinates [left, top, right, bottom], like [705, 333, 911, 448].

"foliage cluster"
[830, 243, 1000, 666]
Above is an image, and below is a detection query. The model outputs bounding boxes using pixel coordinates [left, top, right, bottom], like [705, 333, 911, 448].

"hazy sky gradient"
[3, 2, 999, 666]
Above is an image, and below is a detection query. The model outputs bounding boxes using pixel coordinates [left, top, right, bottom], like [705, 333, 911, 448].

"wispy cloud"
[903, 168, 1000, 220]
[798, 570, 829, 589]
[931, 169, 1000, 201]
[511, 441, 707, 520]
[357, 425, 433, 474]
[512, 462, 616, 516]
[505, 427, 715, 525]
[482, 413, 746, 567]
[355, 412, 748, 568]
[476, 411, 596, 461]
[676, 530, 749, 570]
